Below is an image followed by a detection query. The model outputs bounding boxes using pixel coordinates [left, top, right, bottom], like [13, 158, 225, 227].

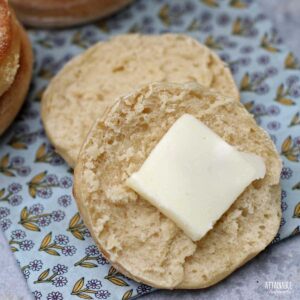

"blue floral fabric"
[0, 0, 300, 299]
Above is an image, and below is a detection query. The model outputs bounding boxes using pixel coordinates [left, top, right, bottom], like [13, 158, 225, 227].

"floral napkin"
[1, 0, 300, 299]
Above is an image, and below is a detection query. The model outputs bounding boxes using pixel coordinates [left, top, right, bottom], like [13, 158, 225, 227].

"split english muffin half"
[74, 82, 282, 289]
[41, 34, 239, 167]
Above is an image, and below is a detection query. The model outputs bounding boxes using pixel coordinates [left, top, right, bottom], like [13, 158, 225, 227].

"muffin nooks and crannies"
[0, 0, 33, 135]
[74, 82, 282, 289]
[41, 34, 239, 167]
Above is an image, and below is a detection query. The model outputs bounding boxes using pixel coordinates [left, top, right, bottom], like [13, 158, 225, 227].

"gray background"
[1, 0, 300, 299]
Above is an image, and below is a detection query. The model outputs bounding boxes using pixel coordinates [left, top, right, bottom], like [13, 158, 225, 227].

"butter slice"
[126, 114, 265, 241]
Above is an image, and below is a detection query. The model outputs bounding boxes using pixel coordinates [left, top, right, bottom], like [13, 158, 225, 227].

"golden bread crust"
[9, 0, 132, 28]
[0, 1, 21, 96]
[0, 22, 33, 135]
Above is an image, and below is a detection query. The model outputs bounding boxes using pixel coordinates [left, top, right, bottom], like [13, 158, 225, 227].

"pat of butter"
[126, 114, 265, 241]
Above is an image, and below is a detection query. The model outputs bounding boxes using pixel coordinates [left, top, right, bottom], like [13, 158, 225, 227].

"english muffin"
[0, 0, 22, 97]
[42, 34, 239, 167]
[74, 82, 281, 289]
[9, 0, 132, 28]
[0, 3, 33, 135]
